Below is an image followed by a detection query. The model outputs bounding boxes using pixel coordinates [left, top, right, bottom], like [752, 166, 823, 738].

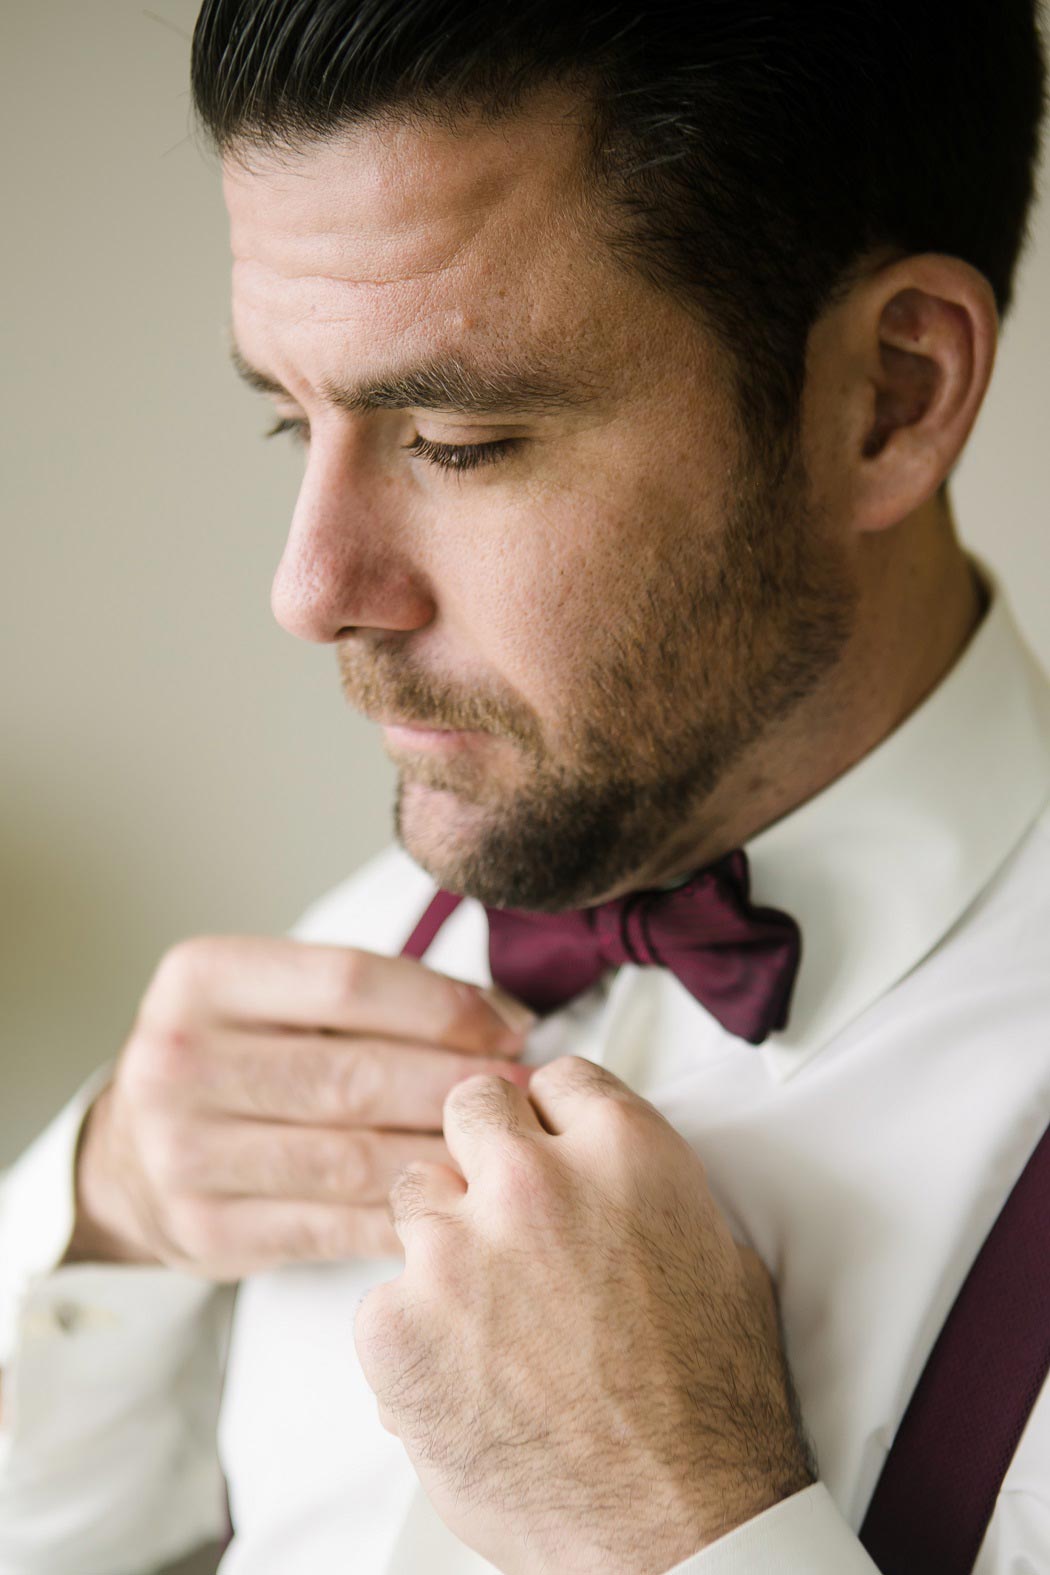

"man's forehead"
[220, 94, 723, 427]
[222, 95, 594, 292]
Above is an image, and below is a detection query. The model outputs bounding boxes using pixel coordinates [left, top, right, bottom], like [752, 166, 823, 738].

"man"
[1, 2, 1048, 1571]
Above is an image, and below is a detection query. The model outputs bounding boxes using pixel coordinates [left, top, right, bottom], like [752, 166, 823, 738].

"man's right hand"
[62, 937, 535, 1280]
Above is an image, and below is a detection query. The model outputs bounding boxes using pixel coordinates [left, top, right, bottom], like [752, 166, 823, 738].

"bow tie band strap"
[402, 888, 464, 962]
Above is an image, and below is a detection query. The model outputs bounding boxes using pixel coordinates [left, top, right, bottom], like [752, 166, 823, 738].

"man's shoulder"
[288, 844, 438, 955]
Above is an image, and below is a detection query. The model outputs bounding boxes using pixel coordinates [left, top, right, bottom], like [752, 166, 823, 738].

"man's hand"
[354, 1056, 814, 1575]
[63, 937, 533, 1279]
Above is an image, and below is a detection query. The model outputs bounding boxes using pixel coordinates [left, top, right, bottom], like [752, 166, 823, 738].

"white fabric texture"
[1, 558, 1049, 1575]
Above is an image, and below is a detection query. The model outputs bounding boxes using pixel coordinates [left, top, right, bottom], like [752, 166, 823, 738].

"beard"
[339, 430, 858, 912]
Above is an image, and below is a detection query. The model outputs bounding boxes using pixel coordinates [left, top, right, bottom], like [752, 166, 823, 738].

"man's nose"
[270, 434, 435, 644]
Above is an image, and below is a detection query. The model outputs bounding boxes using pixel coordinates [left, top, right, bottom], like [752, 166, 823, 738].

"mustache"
[337, 644, 543, 752]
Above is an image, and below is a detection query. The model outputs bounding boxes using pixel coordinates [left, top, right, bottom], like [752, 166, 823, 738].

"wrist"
[593, 1447, 816, 1573]
[689, 1470, 817, 1557]
[61, 1086, 156, 1267]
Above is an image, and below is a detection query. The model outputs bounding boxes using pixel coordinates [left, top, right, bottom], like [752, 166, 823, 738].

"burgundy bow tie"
[485, 849, 801, 1045]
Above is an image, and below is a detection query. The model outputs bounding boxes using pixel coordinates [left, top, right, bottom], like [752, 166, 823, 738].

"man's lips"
[373, 716, 488, 754]
[366, 709, 466, 733]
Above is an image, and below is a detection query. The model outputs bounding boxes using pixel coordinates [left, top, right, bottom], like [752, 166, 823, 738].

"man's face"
[225, 92, 856, 911]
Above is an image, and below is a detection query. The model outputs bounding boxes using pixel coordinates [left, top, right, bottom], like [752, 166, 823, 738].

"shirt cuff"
[0, 1065, 220, 1381]
[662, 1485, 881, 1574]
[0, 1064, 116, 1362]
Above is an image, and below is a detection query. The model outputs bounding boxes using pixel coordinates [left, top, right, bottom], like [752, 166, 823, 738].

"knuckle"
[592, 1090, 638, 1133]
[328, 946, 369, 1010]
[444, 1071, 507, 1124]
[443, 1069, 485, 1106]
[146, 1119, 206, 1192]
[540, 1054, 613, 1094]
[439, 977, 492, 1038]
[322, 1132, 374, 1199]
[166, 1196, 224, 1261]
[295, 1210, 346, 1261]
[150, 936, 214, 1001]
[585, 1094, 650, 1163]
[449, 1053, 507, 1093]
[132, 1022, 202, 1091]
[331, 1048, 384, 1123]
[388, 1162, 435, 1225]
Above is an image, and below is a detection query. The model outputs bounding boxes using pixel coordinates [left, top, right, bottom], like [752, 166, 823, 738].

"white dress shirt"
[2, 556, 1049, 1575]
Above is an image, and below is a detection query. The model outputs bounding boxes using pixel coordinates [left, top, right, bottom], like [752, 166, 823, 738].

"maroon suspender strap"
[860, 1120, 1050, 1574]
[401, 889, 464, 960]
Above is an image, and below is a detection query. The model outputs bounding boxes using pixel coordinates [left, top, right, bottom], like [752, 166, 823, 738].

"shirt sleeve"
[0, 1068, 236, 1575]
[661, 1485, 882, 1575]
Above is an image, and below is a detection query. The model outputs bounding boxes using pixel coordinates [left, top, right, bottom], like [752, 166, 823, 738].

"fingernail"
[481, 985, 539, 1037]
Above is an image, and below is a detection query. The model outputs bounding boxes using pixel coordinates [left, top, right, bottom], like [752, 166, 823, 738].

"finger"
[182, 1122, 458, 1205]
[172, 1197, 402, 1273]
[147, 936, 535, 1056]
[183, 1029, 535, 1130]
[525, 1055, 631, 1135]
[442, 1071, 544, 1179]
[388, 1160, 467, 1240]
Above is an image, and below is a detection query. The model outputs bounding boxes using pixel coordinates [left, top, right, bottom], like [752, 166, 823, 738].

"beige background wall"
[2, 1, 1048, 1166]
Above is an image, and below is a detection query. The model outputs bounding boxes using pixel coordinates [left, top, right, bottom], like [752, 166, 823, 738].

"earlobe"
[850, 256, 998, 533]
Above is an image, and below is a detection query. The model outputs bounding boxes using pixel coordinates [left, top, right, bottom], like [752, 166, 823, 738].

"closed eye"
[265, 416, 309, 444]
[264, 417, 518, 473]
[402, 434, 519, 472]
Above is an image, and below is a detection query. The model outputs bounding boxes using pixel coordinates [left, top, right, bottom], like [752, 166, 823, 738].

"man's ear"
[806, 253, 998, 534]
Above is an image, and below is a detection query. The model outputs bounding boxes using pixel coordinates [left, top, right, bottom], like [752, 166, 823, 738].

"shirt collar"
[746, 556, 1050, 1081]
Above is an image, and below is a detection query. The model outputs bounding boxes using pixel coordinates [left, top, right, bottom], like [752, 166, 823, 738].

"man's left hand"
[354, 1056, 815, 1575]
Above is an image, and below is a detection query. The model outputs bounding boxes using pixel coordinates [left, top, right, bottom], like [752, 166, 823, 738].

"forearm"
[60, 1083, 163, 1269]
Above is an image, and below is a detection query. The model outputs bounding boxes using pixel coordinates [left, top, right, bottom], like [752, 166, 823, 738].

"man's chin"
[394, 778, 497, 891]
[391, 769, 639, 912]
[391, 749, 676, 911]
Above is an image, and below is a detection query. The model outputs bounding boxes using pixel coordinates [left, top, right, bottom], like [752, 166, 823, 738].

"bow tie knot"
[486, 850, 801, 1045]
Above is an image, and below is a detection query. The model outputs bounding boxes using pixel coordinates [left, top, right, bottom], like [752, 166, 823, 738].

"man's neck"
[630, 493, 987, 892]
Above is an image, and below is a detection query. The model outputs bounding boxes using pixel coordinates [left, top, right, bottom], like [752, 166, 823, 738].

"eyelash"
[264, 417, 518, 473]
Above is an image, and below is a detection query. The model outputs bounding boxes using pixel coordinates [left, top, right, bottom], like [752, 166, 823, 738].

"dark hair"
[191, 0, 1047, 449]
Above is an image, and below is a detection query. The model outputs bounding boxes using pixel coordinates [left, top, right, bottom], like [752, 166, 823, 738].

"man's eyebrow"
[229, 344, 595, 417]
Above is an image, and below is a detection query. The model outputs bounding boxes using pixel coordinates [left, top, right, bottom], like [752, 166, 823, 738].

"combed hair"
[191, 0, 1047, 446]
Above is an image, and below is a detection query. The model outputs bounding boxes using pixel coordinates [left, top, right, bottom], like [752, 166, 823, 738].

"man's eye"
[263, 419, 517, 474]
[403, 434, 518, 472]
[265, 416, 309, 444]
